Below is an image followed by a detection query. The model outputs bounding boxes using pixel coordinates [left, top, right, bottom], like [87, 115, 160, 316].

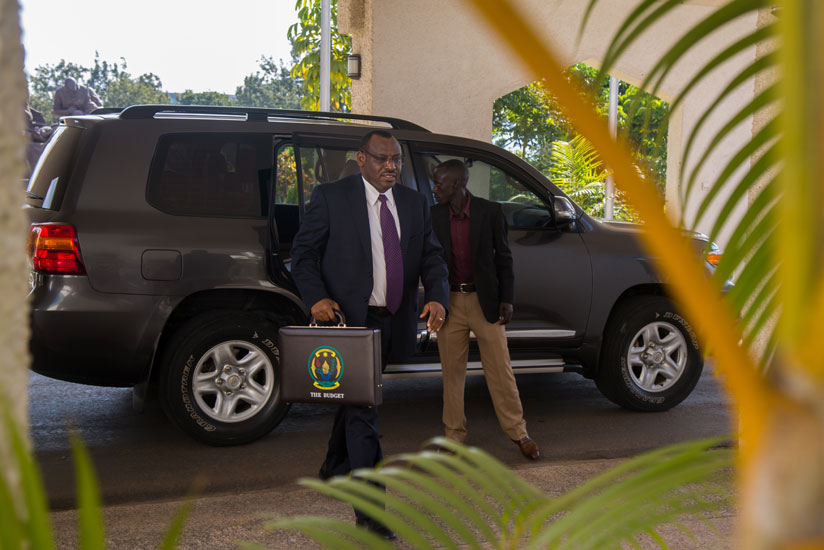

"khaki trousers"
[438, 291, 527, 442]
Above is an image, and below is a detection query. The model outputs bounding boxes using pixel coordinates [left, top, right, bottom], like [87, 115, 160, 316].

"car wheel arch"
[594, 292, 703, 411]
[146, 288, 306, 389]
[588, 283, 670, 377]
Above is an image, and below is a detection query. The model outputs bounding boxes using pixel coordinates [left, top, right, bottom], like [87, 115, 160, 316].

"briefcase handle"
[308, 309, 346, 328]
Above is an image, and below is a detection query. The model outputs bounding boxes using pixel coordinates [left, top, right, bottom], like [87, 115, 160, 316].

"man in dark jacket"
[431, 159, 539, 460]
[291, 130, 449, 538]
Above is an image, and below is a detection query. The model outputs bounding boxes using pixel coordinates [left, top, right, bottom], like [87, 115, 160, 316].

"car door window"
[273, 142, 362, 257]
[418, 153, 551, 229]
[275, 143, 361, 206]
[275, 143, 299, 204]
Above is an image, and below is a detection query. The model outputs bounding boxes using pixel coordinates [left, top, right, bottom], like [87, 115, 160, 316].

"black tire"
[159, 312, 290, 445]
[596, 296, 703, 411]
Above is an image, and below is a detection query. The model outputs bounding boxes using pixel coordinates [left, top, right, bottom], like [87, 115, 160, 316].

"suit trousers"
[438, 291, 527, 443]
[321, 309, 392, 520]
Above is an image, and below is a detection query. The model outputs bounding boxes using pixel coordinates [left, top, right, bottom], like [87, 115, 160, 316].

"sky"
[19, 0, 299, 94]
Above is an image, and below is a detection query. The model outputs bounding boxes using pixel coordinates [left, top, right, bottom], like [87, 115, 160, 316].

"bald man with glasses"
[291, 129, 449, 539]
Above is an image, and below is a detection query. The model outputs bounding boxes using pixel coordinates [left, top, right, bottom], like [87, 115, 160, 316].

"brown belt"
[450, 283, 476, 293]
[368, 305, 393, 316]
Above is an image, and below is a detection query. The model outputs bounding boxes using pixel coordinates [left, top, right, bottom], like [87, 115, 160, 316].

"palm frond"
[582, 0, 785, 357]
[271, 438, 731, 549]
[648, 27, 775, 148]
[1, 400, 197, 549]
[710, 181, 777, 284]
[70, 430, 105, 550]
[1, 402, 56, 550]
[774, 2, 824, 353]
[682, 87, 779, 211]
[621, 2, 770, 155]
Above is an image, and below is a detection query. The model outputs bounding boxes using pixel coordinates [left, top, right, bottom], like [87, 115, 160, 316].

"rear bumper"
[29, 274, 168, 386]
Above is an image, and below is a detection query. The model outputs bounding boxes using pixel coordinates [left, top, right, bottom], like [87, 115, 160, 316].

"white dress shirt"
[363, 177, 401, 307]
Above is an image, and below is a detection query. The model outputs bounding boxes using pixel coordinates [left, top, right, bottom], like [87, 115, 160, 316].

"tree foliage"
[493, 63, 668, 221]
[27, 53, 308, 121]
[549, 134, 637, 221]
[27, 54, 168, 123]
[86, 55, 168, 110]
[235, 56, 302, 109]
[177, 90, 235, 107]
[492, 82, 569, 158]
[288, 0, 352, 111]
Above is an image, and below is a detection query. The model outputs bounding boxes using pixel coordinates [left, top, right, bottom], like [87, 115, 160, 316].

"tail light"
[27, 223, 86, 275]
[705, 252, 722, 267]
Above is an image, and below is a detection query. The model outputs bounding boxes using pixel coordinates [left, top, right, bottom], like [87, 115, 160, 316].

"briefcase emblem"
[309, 346, 344, 390]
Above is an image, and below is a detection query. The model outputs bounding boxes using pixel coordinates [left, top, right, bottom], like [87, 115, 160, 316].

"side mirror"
[553, 196, 577, 226]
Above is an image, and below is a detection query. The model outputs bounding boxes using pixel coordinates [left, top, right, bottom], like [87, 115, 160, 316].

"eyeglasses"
[361, 149, 403, 166]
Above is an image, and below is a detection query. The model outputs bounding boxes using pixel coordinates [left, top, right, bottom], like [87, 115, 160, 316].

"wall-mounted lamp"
[347, 54, 361, 79]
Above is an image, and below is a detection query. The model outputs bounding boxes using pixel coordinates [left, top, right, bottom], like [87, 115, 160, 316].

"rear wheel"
[596, 296, 703, 411]
[159, 312, 290, 445]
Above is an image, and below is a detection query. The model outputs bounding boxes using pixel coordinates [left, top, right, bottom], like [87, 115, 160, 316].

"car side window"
[419, 153, 551, 229]
[147, 133, 270, 218]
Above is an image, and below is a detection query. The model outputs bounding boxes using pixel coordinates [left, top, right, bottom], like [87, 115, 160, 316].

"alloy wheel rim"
[626, 321, 687, 393]
[192, 340, 275, 423]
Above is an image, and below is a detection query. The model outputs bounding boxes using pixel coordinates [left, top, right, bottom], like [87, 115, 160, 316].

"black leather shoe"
[356, 517, 397, 540]
[318, 464, 332, 480]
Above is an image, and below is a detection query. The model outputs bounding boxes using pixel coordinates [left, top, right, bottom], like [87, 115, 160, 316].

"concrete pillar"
[0, 0, 31, 467]
[338, 0, 374, 115]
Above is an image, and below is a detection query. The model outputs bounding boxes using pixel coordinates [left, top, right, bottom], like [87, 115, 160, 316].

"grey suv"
[26, 105, 718, 445]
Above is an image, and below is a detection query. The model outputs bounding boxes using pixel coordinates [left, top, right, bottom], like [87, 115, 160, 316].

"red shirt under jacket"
[449, 195, 473, 285]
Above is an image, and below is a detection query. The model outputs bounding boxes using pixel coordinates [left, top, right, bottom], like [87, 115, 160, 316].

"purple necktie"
[378, 194, 403, 313]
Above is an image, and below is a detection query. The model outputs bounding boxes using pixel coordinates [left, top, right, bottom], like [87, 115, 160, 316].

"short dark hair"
[360, 129, 394, 151]
[434, 159, 469, 181]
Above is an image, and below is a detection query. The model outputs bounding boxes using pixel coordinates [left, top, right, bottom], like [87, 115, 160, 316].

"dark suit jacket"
[431, 194, 515, 324]
[291, 173, 449, 361]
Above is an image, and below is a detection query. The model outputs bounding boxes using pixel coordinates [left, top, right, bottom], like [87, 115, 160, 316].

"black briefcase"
[278, 312, 383, 406]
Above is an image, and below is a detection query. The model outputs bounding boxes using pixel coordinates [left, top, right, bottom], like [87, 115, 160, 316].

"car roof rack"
[117, 104, 429, 132]
[91, 107, 127, 115]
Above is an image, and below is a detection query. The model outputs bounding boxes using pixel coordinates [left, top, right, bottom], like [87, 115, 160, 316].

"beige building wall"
[340, 0, 761, 248]
[0, 0, 31, 483]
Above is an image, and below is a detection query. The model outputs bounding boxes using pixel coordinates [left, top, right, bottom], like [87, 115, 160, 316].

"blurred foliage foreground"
[0, 400, 731, 550]
[466, 0, 824, 549]
[0, 405, 192, 550]
[271, 437, 731, 550]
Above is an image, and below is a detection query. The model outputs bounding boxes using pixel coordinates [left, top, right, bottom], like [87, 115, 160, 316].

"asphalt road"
[29, 364, 734, 511]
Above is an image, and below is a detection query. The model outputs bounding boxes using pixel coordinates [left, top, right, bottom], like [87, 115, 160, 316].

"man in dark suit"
[290, 130, 449, 538]
[431, 159, 540, 460]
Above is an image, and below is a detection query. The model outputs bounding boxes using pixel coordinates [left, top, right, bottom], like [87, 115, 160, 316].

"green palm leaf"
[1, 403, 56, 550]
[271, 437, 731, 549]
[69, 430, 105, 550]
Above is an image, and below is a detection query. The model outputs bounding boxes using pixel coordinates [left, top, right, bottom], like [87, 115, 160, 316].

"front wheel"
[596, 296, 703, 412]
[159, 312, 290, 445]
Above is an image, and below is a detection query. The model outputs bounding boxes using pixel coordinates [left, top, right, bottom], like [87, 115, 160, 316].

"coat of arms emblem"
[308, 346, 343, 390]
